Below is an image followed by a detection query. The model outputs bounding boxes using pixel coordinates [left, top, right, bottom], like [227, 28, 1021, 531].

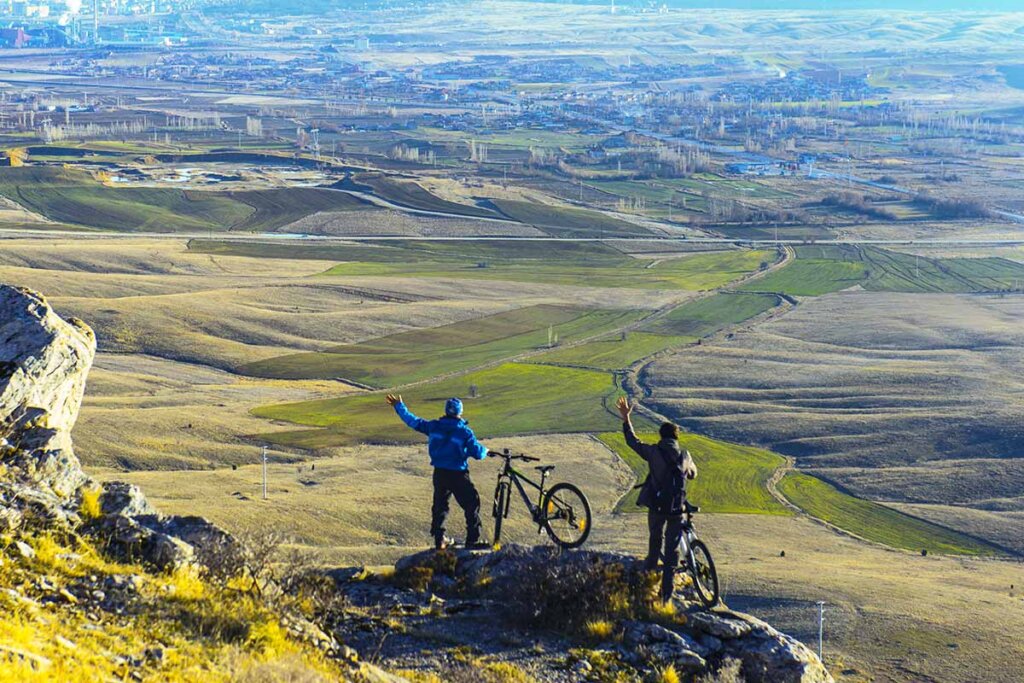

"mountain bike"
[680, 501, 719, 607]
[489, 449, 592, 549]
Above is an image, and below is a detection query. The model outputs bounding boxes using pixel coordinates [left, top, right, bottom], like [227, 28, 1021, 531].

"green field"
[777, 472, 1000, 556]
[742, 245, 1024, 296]
[598, 431, 790, 515]
[642, 292, 781, 336]
[526, 332, 689, 370]
[488, 198, 655, 237]
[321, 249, 775, 290]
[525, 292, 781, 369]
[739, 259, 868, 296]
[190, 237, 624, 263]
[239, 305, 645, 386]
[254, 363, 646, 449]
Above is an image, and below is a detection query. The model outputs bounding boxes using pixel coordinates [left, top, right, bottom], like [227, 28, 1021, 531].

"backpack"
[635, 443, 686, 515]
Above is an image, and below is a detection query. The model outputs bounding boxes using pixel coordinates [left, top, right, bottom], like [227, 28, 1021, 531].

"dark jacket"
[394, 402, 488, 471]
[623, 422, 695, 514]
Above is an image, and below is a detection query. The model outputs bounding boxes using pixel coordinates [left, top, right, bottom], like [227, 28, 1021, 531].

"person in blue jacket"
[386, 393, 490, 550]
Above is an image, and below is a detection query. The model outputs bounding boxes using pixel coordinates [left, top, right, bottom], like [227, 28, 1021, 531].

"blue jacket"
[394, 402, 488, 471]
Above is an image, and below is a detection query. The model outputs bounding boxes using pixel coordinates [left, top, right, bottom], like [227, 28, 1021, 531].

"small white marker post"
[261, 446, 268, 500]
[817, 601, 826, 662]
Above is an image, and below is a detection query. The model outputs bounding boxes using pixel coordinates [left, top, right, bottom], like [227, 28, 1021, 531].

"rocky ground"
[323, 545, 831, 683]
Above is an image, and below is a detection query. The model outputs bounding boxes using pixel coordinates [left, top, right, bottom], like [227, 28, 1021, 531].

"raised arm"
[386, 394, 430, 435]
[683, 450, 698, 480]
[616, 396, 648, 459]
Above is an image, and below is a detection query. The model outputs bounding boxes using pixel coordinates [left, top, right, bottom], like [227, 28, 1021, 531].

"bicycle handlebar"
[488, 449, 540, 462]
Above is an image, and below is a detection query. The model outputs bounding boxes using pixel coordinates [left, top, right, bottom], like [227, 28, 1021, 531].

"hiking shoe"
[465, 541, 492, 551]
[434, 535, 454, 550]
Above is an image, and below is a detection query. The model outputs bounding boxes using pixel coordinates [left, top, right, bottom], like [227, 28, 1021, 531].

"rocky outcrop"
[0, 285, 228, 572]
[372, 545, 833, 683]
[1, 285, 94, 498]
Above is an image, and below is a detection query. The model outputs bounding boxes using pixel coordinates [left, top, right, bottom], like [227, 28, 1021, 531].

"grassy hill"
[778, 471, 1002, 556]
[0, 167, 252, 233]
[598, 431, 791, 515]
[526, 292, 781, 370]
[526, 332, 689, 370]
[642, 292, 781, 336]
[0, 532, 349, 683]
[0, 168, 373, 233]
[489, 198, 655, 237]
[225, 188, 372, 231]
[253, 363, 643, 449]
[320, 248, 775, 290]
[239, 305, 645, 385]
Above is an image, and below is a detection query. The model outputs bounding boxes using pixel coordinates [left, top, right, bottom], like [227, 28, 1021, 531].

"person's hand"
[616, 396, 633, 421]
[385, 394, 402, 407]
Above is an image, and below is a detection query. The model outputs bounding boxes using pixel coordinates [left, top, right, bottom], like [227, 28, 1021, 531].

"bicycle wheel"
[541, 483, 592, 549]
[492, 482, 509, 545]
[688, 539, 720, 607]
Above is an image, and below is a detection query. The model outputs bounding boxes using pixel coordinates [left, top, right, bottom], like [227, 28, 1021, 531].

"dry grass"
[93, 435, 633, 566]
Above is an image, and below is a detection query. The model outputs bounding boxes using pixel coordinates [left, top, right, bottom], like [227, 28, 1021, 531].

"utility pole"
[260, 446, 268, 499]
[817, 601, 826, 663]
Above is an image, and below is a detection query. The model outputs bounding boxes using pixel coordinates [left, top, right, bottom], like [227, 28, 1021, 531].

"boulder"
[99, 482, 156, 518]
[0, 286, 95, 498]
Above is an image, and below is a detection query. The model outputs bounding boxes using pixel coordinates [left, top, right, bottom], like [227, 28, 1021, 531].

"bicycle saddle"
[534, 465, 556, 474]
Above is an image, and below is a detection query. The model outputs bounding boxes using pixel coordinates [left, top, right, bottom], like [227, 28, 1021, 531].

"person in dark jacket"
[616, 396, 697, 603]
[386, 393, 490, 550]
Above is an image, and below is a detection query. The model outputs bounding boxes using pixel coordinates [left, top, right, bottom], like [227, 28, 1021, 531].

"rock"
[717, 612, 833, 683]
[624, 621, 708, 671]
[55, 636, 77, 650]
[0, 504, 23, 532]
[0, 286, 95, 498]
[648, 641, 707, 672]
[687, 610, 753, 639]
[0, 644, 51, 671]
[14, 540, 34, 560]
[98, 514, 195, 571]
[99, 482, 156, 518]
[572, 658, 593, 675]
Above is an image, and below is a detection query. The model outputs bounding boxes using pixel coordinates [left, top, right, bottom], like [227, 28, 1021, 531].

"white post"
[817, 601, 826, 662]
[260, 444, 268, 501]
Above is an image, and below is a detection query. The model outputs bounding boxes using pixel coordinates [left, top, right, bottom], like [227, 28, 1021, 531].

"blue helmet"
[445, 397, 463, 417]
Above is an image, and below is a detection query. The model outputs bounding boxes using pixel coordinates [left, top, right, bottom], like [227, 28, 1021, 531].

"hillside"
[0, 284, 832, 682]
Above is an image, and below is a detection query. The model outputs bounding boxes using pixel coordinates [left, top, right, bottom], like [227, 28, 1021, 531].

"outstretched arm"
[683, 450, 697, 480]
[386, 394, 430, 435]
[617, 396, 647, 459]
[463, 426, 488, 461]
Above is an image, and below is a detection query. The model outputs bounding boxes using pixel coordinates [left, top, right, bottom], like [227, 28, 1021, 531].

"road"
[5, 226, 1024, 247]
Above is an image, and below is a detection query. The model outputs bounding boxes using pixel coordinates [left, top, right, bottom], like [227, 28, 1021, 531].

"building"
[0, 28, 31, 48]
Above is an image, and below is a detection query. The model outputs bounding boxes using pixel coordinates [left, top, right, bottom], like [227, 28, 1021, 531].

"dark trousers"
[431, 468, 482, 545]
[645, 511, 684, 601]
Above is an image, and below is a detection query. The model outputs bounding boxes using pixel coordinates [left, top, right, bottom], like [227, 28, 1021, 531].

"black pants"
[645, 511, 684, 601]
[431, 468, 482, 545]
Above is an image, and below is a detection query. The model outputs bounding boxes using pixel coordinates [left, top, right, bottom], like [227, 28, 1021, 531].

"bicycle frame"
[496, 456, 551, 529]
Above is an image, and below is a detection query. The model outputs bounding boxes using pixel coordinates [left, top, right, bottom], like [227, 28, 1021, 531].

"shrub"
[390, 549, 457, 592]
[79, 487, 102, 521]
[584, 619, 616, 642]
[654, 664, 680, 683]
[503, 552, 658, 632]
